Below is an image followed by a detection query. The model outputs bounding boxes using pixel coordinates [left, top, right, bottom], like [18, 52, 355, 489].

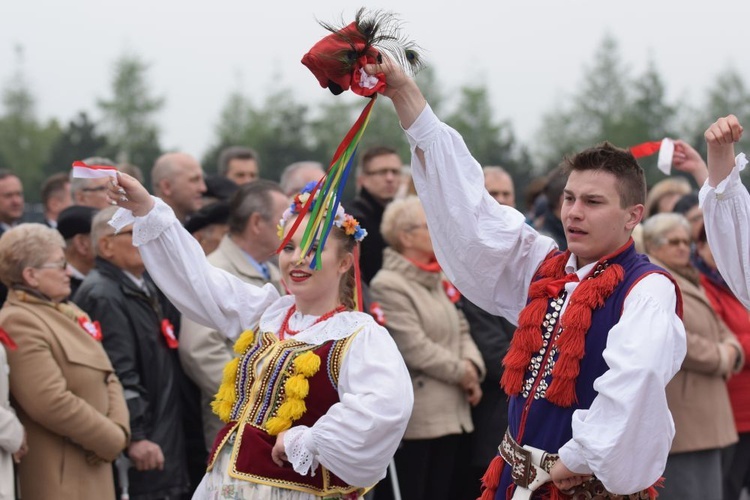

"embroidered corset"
[208, 329, 360, 497]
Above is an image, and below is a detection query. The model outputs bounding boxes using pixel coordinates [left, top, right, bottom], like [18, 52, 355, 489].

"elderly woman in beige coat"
[643, 213, 742, 500]
[370, 196, 485, 500]
[0, 224, 130, 500]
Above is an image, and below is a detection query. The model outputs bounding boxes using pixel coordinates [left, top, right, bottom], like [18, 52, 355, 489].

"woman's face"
[650, 226, 692, 269]
[400, 207, 435, 261]
[279, 216, 351, 310]
[26, 246, 71, 302]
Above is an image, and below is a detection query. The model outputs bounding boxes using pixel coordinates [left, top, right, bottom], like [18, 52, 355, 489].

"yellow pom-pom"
[222, 357, 240, 382]
[211, 399, 233, 423]
[294, 351, 321, 377]
[285, 374, 309, 399]
[266, 416, 292, 436]
[277, 399, 306, 421]
[233, 330, 256, 354]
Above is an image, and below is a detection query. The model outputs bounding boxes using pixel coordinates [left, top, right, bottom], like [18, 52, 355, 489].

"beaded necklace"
[279, 303, 347, 340]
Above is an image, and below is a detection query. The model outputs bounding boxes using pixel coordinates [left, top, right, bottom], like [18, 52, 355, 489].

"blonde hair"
[645, 178, 692, 218]
[380, 195, 424, 252]
[0, 223, 65, 287]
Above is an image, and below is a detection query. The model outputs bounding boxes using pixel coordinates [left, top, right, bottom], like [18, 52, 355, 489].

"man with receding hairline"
[151, 152, 207, 223]
[483, 166, 515, 207]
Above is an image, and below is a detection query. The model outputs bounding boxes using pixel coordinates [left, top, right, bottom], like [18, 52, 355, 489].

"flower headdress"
[276, 8, 420, 311]
[277, 181, 367, 252]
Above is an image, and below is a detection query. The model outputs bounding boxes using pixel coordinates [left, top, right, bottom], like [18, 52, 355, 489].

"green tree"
[0, 46, 60, 202]
[45, 112, 109, 175]
[445, 85, 517, 169]
[97, 53, 164, 171]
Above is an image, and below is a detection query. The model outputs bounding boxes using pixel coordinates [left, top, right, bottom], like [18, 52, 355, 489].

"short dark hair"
[227, 179, 284, 235]
[544, 166, 569, 211]
[218, 146, 259, 176]
[561, 141, 646, 208]
[41, 172, 70, 207]
[357, 146, 399, 176]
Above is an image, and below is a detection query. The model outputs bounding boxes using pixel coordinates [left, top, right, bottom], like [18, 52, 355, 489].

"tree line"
[1, 37, 749, 204]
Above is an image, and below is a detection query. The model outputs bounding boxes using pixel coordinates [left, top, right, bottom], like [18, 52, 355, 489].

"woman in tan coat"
[371, 196, 485, 500]
[643, 213, 741, 500]
[0, 224, 130, 500]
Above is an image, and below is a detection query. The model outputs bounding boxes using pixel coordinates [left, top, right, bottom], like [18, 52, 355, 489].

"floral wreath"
[277, 181, 367, 243]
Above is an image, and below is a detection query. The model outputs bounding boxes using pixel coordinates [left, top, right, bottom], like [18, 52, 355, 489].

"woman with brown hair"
[0, 223, 130, 500]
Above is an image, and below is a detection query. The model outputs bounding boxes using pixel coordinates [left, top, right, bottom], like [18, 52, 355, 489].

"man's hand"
[271, 430, 288, 467]
[550, 459, 592, 492]
[705, 115, 744, 187]
[127, 440, 165, 471]
[12, 429, 28, 463]
[364, 56, 426, 129]
[672, 140, 708, 186]
[465, 383, 483, 407]
[460, 359, 480, 390]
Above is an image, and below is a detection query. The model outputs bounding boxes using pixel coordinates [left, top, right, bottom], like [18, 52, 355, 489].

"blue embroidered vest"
[497, 242, 679, 499]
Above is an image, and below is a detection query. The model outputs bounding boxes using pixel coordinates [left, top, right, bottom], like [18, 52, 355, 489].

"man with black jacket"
[75, 206, 189, 500]
[346, 146, 403, 284]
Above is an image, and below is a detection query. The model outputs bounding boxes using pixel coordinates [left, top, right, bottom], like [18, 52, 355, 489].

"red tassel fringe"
[501, 248, 626, 408]
[479, 455, 504, 500]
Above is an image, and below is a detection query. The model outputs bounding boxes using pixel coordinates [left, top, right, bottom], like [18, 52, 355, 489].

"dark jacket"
[346, 187, 388, 285]
[459, 298, 515, 469]
[538, 209, 567, 251]
[74, 258, 189, 500]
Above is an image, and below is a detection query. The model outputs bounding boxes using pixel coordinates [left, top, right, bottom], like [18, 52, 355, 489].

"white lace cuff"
[284, 426, 319, 477]
[109, 197, 178, 247]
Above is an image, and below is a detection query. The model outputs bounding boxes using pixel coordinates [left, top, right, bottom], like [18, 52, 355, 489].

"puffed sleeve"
[700, 153, 750, 310]
[283, 325, 413, 486]
[111, 198, 280, 340]
[557, 273, 686, 494]
[405, 105, 557, 322]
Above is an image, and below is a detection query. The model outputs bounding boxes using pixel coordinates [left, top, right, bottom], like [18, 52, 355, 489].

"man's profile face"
[0, 175, 24, 224]
[485, 172, 515, 207]
[169, 158, 207, 215]
[561, 170, 640, 267]
[359, 153, 402, 204]
[226, 158, 259, 185]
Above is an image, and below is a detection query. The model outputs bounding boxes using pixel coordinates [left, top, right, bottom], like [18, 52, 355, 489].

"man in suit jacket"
[179, 180, 288, 451]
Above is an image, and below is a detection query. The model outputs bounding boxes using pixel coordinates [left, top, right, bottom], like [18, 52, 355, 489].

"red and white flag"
[71, 160, 118, 179]
[629, 139, 674, 175]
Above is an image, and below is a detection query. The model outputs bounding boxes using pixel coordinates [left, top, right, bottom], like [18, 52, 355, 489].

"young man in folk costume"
[369, 59, 687, 499]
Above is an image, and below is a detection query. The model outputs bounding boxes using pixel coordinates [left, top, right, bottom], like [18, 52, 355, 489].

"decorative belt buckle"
[510, 446, 534, 489]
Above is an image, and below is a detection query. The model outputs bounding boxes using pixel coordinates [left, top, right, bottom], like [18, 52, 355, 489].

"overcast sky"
[2, 0, 749, 163]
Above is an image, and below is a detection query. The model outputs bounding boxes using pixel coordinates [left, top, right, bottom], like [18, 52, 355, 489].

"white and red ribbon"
[71, 160, 118, 179]
[629, 138, 674, 175]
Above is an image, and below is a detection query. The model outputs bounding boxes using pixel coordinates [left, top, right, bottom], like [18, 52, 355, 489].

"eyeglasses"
[81, 186, 108, 193]
[365, 168, 401, 178]
[37, 259, 67, 270]
[666, 237, 691, 247]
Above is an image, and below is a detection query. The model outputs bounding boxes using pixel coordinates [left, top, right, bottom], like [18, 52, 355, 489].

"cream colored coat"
[652, 258, 742, 453]
[0, 292, 130, 500]
[0, 342, 23, 500]
[370, 247, 485, 440]
[179, 234, 283, 450]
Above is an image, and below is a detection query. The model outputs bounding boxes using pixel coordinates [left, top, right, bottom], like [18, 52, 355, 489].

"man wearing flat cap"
[57, 205, 98, 298]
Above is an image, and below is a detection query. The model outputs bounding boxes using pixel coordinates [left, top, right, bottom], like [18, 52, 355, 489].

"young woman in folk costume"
[104, 173, 413, 500]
